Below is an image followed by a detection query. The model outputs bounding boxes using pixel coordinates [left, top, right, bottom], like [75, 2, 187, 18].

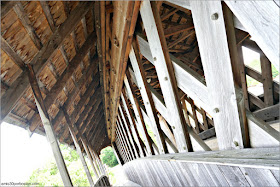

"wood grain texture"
[225, 1, 279, 69]
[190, 1, 244, 150]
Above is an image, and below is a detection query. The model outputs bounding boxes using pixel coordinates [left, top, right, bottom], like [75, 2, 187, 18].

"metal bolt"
[213, 108, 219, 113]
[172, 126, 175, 129]
[164, 77, 168, 81]
[211, 13, 219, 20]
[183, 147, 186, 150]
[146, 102, 149, 105]
[153, 57, 157, 61]
[234, 141, 239, 147]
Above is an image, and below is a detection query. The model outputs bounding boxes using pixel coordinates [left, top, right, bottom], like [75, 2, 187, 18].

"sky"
[0, 122, 53, 183]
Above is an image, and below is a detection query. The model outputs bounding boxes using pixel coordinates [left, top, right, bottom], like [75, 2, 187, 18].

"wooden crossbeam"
[161, 7, 178, 21]
[190, 1, 244, 150]
[1, 1, 16, 18]
[167, 30, 195, 48]
[40, 1, 55, 32]
[225, 1, 279, 70]
[28, 48, 98, 132]
[1, 36, 26, 69]
[140, 1, 193, 152]
[253, 104, 279, 121]
[1, 2, 93, 123]
[80, 99, 102, 134]
[129, 69, 211, 152]
[129, 41, 168, 154]
[260, 55, 274, 106]
[137, 35, 211, 115]
[13, 2, 42, 49]
[124, 75, 154, 155]
[164, 23, 194, 37]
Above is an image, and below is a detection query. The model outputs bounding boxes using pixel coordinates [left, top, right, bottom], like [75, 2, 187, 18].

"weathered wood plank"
[129, 41, 167, 154]
[112, 141, 124, 165]
[225, 1, 279, 69]
[120, 92, 146, 157]
[140, 1, 192, 152]
[190, 1, 244, 150]
[260, 55, 274, 106]
[13, 2, 42, 49]
[124, 75, 154, 155]
[253, 104, 279, 121]
[40, 1, 55, 32]
[1, 36, 26, 69]
[1, 2, 93, 123]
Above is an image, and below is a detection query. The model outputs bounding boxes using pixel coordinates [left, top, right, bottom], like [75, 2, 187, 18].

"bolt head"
[153, 57, 157, 61]
[164, 77, 168, 81]
[211, 13, 219, 20]
[213, 108, 219, 113]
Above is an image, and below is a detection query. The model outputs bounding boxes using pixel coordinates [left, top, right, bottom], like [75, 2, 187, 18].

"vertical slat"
[124, 75, 154, 155]
[116, 125, 131, 162]
[27, 66, 72, 186]
[190, 0, 244, 150]
[112, 141, 124, 165]
[62, 108, 96, 184]
[140, 0, 192, 152]
[129, 41, 167, 154]
[117, 115, 136, 159]
[120, 92, 146, 157]
[260, 55, 274, 106]
[118, 105, 140, 158]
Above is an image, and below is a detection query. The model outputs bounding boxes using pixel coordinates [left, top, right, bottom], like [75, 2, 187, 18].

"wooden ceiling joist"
[1, 2, 93, 123]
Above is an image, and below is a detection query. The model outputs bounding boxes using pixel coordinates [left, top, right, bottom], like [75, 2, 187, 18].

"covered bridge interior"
[1, 1, 279, 186]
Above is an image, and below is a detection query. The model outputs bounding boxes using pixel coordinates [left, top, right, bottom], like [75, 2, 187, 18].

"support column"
[112, 142, 124, 165]
[62, 108, 94, 186]
[190, 1, 244, 149]
[27, 65, 72, 186]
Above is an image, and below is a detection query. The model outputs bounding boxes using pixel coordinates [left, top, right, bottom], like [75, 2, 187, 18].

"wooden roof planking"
[1, 1, 279, 155]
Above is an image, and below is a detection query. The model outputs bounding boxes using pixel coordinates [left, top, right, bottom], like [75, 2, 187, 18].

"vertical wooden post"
[120, 91, 147, 157]
[123, 75, 155, 155]
[116, 120, 133, 161]
[190, 1, 244, 149]
[27, 65, 72, 186]
[223, 3, 250, 148]
[118, 104, 140, 158]
[260, 55, 274, 106]
[140, 1, 193, 152]
[129, 40, 168, 154]
[112, 142, 124, 165]
[117, 114, 136, 159]
[62, 108, 94, 185]
[82, 136, 100, 177]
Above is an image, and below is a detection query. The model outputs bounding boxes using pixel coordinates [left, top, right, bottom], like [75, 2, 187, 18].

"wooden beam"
[118, 104, 140, 158]
[140, 1, 192, 152]
[1, 2, 93, 123]
[117, 114, 136, 159]
[137, 35, 211, 115]
[225, 1, 279, 70]
[62, 108, 95, 185]
[1, 36, 26, 69]
[112, 142, 124, 165]
[129, 41, 167, 154]
[124, 76, 154, 155]
[161, 8, 178, 21]
[253, 104, 279, 121]
[13, 2, 42, 49]
[40, 1, 55, 32]
[260, 55, 274, 106]
[120, 92, 146, 157]
[29, 54, 98, 132]
[164, 23, 194, 37]
[167, 30, 195, 48]
[1, 1, 16, 18]
[27, 65, 72, 186]
[190, 1, 244, 149]
[116, 119, 133, 161]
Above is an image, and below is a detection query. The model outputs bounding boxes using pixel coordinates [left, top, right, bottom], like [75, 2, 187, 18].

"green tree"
[100, 147, 118, 168]
[26, 144, 97, 186]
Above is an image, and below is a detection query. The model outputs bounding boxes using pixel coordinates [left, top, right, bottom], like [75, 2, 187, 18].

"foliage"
[246, 59, 279, 87]
[26, 144, 97, 186]
[100, 147, 118, 168]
